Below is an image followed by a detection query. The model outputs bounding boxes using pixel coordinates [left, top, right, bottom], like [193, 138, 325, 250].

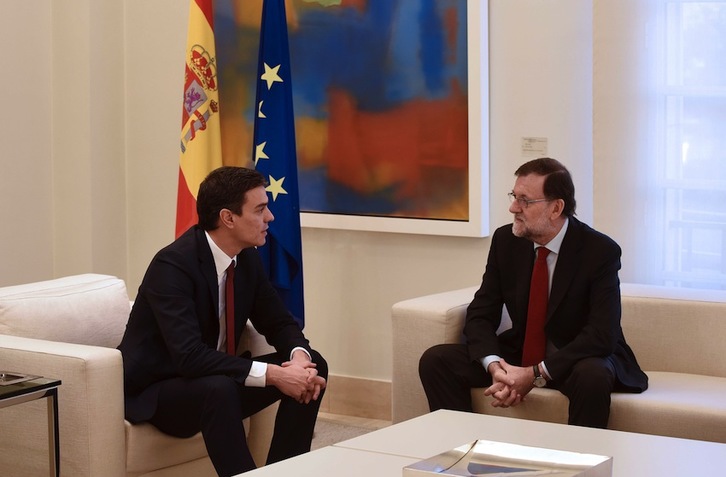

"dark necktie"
[522, 247, 550, 366]
[225, 260, 236, 356]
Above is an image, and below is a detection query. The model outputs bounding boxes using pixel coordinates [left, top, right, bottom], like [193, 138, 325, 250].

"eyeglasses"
[508, 192, 552, 209]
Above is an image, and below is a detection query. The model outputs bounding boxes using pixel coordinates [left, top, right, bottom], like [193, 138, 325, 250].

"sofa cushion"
[124, 414, 269, 473]
[0, 274, 130, 348]
[608, 371, 726, 442]
[620, 284, 726, 377]
[472, 371, 726, 443]
[124, 421, 210, 474]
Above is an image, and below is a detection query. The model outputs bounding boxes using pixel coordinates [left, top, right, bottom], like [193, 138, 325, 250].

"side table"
[0, 374, 62, 477]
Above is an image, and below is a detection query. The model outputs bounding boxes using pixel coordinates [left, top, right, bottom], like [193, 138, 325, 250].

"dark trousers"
[148, 349, 327, 477]
[418, 344, 615, 428]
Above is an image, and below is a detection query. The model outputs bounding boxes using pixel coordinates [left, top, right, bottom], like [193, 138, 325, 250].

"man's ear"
[219, 209, 235, 229]
[550, 199, 565, 219]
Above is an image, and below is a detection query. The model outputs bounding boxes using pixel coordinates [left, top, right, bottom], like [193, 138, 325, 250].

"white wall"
[0, 0, 593, 382]
[0, 0, 127, 285]
[0, 1, 54, 284]
[125, 0, 189, 289]
[51, 0, 127, 279]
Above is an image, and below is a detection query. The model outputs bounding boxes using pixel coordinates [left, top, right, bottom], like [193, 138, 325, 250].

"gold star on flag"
[266, 175, 288, 201]
[255, 141, 269, 166]
[260, 63, 283, 90]
[258, 101, 266, 118]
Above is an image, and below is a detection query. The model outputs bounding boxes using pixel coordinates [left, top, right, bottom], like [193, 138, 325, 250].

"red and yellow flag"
[175, 0, 222, 238]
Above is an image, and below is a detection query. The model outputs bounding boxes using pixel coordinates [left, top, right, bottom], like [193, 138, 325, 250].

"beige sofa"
[392, 283, 726, 443]
[0, 274, 277, 477]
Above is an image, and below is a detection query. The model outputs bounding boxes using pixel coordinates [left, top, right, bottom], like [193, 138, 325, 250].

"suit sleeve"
[238, 249, 311, 357]
[464, 228, 509, 362]
[544, 237, 623, 380]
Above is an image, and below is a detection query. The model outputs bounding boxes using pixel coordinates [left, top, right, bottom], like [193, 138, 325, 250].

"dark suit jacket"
[118, 226, 311, 422]
[464, 217, 648, 392]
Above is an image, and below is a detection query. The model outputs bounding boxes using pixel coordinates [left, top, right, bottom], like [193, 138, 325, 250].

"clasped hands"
[484, 359, 534, 408]
[270, 351, 326, 405]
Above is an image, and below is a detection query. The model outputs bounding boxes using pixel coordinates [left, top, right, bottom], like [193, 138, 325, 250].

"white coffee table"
[242, 410, 726, 476]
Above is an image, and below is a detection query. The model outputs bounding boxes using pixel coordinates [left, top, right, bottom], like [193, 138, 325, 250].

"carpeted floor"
[311, 420, 371, 450]
[311, 414, 390, 450]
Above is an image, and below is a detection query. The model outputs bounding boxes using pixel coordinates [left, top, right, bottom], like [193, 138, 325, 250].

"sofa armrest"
[391, 287, 478, 423]
[0, 334, 126, 477]
[240, 321, 275, 358]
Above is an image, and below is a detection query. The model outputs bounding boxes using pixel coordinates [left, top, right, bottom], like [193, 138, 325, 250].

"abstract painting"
[214, 0, 488, 236]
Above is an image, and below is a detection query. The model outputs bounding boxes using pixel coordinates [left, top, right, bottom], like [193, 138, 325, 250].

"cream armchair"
[0, 274, 276, 477]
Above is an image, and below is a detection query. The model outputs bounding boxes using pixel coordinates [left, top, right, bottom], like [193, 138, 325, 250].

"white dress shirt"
[205, 232, 267, 387]
[205, 232, 311, 387]
[481, 218, 570, 379]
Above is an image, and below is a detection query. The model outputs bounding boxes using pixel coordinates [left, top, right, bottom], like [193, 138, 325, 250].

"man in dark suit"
[118, 167, 327, 476]
[419, 158, 647, 428]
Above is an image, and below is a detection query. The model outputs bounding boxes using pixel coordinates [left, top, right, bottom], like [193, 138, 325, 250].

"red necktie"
[225, 260, 236, 356]
[522, 247, 550, 366]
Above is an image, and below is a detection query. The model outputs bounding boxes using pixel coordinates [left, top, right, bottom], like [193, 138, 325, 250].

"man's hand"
[483, 359, 534, 408]
[283, 351, 327, 404]
[267, 351, 326, 404]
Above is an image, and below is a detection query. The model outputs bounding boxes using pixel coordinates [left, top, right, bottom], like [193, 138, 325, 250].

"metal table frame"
[0, 376, 61, 477]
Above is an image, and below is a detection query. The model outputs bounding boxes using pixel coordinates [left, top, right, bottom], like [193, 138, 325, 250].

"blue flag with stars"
[253, 0, 305, 328]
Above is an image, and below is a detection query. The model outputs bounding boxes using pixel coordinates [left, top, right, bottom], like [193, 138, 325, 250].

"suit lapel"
[548, 217, 583, 318]
[510, 233, 536, 323]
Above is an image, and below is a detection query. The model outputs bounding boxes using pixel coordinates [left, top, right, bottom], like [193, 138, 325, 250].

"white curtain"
[594, 0, 726, 290]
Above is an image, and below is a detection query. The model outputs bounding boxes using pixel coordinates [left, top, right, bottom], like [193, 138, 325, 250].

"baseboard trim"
[320, 375, 391, 421]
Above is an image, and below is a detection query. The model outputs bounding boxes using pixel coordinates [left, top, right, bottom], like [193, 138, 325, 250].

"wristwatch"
[532, 364, 547, 388]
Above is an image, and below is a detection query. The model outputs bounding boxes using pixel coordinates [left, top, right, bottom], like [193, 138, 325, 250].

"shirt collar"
[535, 217, 569, 255]
[205, 231, 236, 278]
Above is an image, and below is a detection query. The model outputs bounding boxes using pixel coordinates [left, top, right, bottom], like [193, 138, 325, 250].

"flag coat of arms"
[176, 0, 222, 238]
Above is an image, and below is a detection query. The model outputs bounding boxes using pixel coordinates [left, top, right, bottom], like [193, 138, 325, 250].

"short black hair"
[196, 167, 267, 230]
[515, 157, 576, 217]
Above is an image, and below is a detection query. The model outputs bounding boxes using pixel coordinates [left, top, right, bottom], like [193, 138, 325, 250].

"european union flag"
[253, 0, 305, 328]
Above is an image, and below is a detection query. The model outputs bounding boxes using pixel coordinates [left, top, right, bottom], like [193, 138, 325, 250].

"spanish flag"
[175, 0, 222, 238]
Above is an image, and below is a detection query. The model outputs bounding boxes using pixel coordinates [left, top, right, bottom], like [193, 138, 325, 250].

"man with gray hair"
[419, 158, 647, 428]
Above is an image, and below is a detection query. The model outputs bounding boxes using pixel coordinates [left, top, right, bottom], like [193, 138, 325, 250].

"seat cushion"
[609, 371, 726, 443]
[124, 421, 210, 474]
[0, 273, 130, 348]
[472, 371, 726, 443]
[125, 417, 264, 474]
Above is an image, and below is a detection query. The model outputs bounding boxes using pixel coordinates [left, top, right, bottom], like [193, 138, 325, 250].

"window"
[661, 1, 726, 288]
[594, 0, 726, 291]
